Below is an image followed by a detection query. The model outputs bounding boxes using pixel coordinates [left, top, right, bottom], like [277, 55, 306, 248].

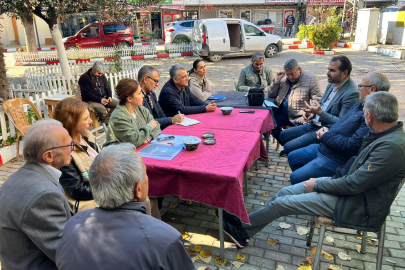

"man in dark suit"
[279, 55, 359, 156]
[138, 65, 184, 130]
[0, 119, 73, 270]
[159, 64, 217, 117]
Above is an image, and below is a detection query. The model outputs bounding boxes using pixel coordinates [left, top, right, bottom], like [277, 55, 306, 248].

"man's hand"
[316, 126, 329, 140]
[206, 101, 217, 112]
[101, 98, 109, 105]
[148, 120, 158, 129]
[304, 178, 317, 193]
[295, 116, 307, 125]
[275, 71, 286, 82]
[108, 97, 112, 102]
[303, 100, 322, 115]
[172, 113, 185, 124]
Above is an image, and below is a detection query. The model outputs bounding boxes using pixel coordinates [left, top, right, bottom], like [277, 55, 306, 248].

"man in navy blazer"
[279, 55, 359, 156]
[138, 65, 184, 130]
[159, 64, 217, 117]
[0, 119, 73, 270]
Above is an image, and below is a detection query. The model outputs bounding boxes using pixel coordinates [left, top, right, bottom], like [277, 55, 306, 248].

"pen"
[178, 111, 181, 115]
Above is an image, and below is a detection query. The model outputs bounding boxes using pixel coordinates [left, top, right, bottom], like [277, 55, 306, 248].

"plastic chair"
[3, 98, 43, 161]
[307, 178, 405, 270]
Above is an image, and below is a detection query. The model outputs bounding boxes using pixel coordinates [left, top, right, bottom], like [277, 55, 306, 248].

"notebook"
[138, 135, 188, 160]
[176, 117, 201, 127]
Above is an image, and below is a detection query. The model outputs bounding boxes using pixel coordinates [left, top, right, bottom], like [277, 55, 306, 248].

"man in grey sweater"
[56, 143, 194, 270]
[221, 92, 405, 248]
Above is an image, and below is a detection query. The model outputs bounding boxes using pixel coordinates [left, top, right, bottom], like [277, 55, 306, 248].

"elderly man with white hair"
[0, 119, 73, 270]
[56, 143, 194, 270]
[78, 61, 118, 124]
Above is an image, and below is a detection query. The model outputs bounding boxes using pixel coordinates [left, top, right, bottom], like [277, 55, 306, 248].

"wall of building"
[185, 4, 298, 35]
[0, 15, 14, 46]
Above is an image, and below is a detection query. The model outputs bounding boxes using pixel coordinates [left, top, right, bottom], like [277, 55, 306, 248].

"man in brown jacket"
[269, 59, 321, 142]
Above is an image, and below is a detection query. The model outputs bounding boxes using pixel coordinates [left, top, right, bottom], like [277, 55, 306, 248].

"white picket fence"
[0, 60, 143, 143]
[25, 60, 143, 94]
[13, 43, 193, 62]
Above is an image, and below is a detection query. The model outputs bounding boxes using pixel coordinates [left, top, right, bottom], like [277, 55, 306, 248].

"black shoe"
[279, 150, 288, 157]
[215, 209, 242, 227]
[223, 218, 250, 248]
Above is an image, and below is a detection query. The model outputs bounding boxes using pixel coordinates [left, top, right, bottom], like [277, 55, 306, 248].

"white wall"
[0, 14, 52, 47]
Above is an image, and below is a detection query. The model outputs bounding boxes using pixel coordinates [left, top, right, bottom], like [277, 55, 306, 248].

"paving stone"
[165, 221, 186, 232]
[200, 221, 220, 230]
[335, 258, 366, 269]
[161, 214, 182, 223]
[385, 240, 402, 249]
[248, 255, 276, 269]
[390, 249, 405, 259]
[320, 262, 350, 270]
[386, 221, 405, 229]
[185, 225, 208, 235]
[384, 257, 405, 268]
[279, 244, 306, 257]
[347, 250, 377, 262]
[180, 217, 202, 226]
[187, 206, 208, 214]
[263, 250, 292, 264]
[194, 213, 216, 222]
[238, 246, 265, 258]
[364, 262, 394, 270]
[254, 239, 280, 251]
[173, 209, 195, 218]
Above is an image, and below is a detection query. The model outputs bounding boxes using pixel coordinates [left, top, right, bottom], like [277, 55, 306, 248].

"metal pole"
[350, 0, 356, 39]
[33, 16, 41, 49]
[218, 208, 225, 260]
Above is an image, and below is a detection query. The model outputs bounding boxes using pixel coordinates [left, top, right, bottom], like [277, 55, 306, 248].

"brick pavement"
[2, 49, 405, 269]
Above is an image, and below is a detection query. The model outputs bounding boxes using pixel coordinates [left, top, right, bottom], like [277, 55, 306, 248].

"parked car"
[62, 22, 134, 50]
[192, 19, 282, 62]
[165, 19, 198, 44]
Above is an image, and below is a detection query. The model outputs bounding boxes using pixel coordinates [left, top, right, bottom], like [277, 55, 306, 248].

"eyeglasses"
[358, 84, 374, 89]
[44, 141, 75, 153]
[147, 76, 159, 84]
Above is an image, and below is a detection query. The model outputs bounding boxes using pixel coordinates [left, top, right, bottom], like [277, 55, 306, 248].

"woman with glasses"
[104, 78, 161, 148]
[188, 59, 213, 101]
[53, 97, 98, 213]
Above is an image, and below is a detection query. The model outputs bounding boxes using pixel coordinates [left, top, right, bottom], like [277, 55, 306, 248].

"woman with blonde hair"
[188, 59, 213, 101]
[54, 97, 159, 218]
[53, 97, 98, 213]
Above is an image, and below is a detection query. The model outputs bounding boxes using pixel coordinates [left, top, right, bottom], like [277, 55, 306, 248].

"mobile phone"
[239, 111, 255, 114]
[157, 136, 175, 142]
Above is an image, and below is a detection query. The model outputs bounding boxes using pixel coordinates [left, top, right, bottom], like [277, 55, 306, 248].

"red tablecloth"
[140, 128, 261, 224]
[175, 107, 274, 134]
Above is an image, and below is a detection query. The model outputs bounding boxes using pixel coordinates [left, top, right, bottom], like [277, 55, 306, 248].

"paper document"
[176, 117, 201, 127]
[138, 135, 189, 160]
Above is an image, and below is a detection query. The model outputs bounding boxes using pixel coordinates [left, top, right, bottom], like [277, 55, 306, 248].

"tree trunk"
[20, 12, 38, 53]
[0, 42, 9, 102]
[50, 24, 72, 80]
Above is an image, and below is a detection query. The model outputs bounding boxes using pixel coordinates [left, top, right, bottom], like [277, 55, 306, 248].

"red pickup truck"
[63, 22, 134, 49]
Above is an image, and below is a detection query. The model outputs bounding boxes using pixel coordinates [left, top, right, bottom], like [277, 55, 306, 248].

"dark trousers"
[272, 110, 293, 143]
[87, 99, 118, 125]
[288, 144, 345, 184]
[285, 25, 293, 36]
[279, 122, 321, 154]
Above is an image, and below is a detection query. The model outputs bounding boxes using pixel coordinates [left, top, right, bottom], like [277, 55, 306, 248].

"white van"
[192, 19, 282, 62]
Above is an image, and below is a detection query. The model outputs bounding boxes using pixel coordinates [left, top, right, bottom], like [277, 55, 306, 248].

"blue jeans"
[288, 144, 345, 184]
[279, 122, 321, 154]
[272, 110, 293, 143]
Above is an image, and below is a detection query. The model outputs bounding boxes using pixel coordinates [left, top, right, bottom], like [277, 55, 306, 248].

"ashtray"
[183, 136, 201, 151]
[202, 132, 215, 139]
[203, 138, 216, 145]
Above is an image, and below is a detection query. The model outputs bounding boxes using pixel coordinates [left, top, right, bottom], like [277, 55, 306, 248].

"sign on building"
[162, 0, 185, 4]
[307, 0, 344, 4]
[265, 0, 295, 3]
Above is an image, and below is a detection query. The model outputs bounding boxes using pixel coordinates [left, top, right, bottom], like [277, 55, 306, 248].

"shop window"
[219, 10, 233, 18]
[83, 26, 99, 38]
[241, 10, 251, 22]
[255, 10, 283, 28]
[183, 11, 198, 20]
[244, 24, 262, 36]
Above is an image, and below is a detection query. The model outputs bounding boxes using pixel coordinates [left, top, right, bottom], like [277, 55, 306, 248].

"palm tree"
[0, 42, 8, 102]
